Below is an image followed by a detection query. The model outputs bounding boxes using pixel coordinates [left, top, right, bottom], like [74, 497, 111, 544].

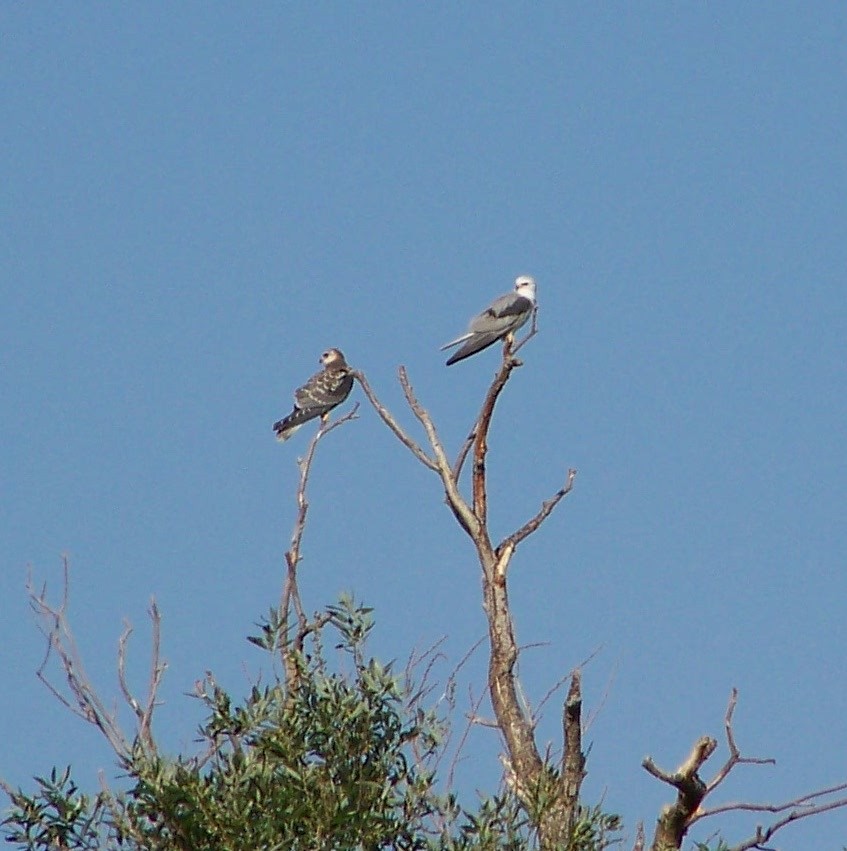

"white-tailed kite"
[441, 275, 537, 366]
[273, 348, 354, 442]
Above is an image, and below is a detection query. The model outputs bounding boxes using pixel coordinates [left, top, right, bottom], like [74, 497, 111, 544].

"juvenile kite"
[441, 275, 537, 365]
[273, 348, 354, 442]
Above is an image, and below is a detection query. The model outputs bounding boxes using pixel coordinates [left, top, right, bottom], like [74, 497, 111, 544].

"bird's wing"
[293, 368, 353, 412]
[468, 293, 533, 335]
[444, 293, 534, 365]
[441, 293, 532, 350]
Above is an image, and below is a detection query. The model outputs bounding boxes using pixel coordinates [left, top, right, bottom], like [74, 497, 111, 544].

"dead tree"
[356, 337, 847, 851]
[355, 328, 584, 850]
[642, 688, 847, 851]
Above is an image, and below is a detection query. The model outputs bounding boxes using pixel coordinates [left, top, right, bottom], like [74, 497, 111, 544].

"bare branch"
[501, 469, 578, 553]
[700, 688, 775, 800]
[641, 690, 847, 849]
[352, 370, 437, 471]
[700, 781, 847, 820]
[141, 598, 165, 748]
[279, 404, 359, 683]
[643, 737, 717, 785]
[471, 351, 522, 532]
[643, 736, 717, 851]
[582, 655, 617, 736]
[450, 350, 519, 487]
[533, 646, 602, 724]
[451, 422, 477, 481]
[511, 305, 539, 358]
[446, 682, 489, 791]
[117, 623, 143, 720]
[28, 557, 134, 759]
[396, 367, 481, 540]
[727, 793, 847, 851]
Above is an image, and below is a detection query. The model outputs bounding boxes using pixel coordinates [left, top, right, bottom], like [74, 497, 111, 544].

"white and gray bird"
[441, 276, 537, 366]
[273, 348, 354, 442]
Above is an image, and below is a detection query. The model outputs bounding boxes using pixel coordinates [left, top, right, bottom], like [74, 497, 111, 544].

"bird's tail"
[440, 331, 473, 351]
[444, 330, 502, 365]
[273, 415, 304, 442]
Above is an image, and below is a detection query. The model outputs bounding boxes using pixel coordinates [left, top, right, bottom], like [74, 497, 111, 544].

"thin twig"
[446, 684, 489, 791]
[500, 469, 578, 553]
[28, 558, 132, 759]
[582, 654, 616, 736]
[451, 423, 477, 481]
[352, 370, 437, 471]
[699, 781, 847, 821]
[511, 306, 539, 358]
[703, 688, 775, 798]
[404, 636, 449, 711]
[397, 367, 480, 540]
[533, 645, 603, 724]
[117, 621, 143, 721]
[140, 598, 165, 750]
[728, 794, 847, 851]
[280, 404, 359, 682]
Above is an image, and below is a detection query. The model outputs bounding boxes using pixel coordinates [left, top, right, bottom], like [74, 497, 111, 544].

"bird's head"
[514, 275, 537, 302]
[320, 348, 348, 368]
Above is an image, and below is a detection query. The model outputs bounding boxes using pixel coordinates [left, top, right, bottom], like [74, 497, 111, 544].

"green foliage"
[2, 597, 618, 850]
[2, 767, 108, 850]
[570, 805, 622, 851]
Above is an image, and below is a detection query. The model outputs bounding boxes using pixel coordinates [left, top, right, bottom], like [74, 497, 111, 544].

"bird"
[440, 275, 537, 365]
[273, 348, 354, 442]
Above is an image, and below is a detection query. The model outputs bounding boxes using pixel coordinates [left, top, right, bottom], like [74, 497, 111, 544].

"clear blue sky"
[2, 5, 846, 847]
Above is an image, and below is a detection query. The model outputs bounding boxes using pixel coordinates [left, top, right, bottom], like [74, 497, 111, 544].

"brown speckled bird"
[273, 348, 354, 442]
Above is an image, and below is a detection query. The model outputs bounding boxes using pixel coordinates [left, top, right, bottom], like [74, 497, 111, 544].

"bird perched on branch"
[441, 275, 537, 365]
[273, 348, 354, 442]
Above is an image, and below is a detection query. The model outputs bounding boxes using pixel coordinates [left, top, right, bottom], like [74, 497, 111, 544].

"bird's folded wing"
[294, 371, 353, 409]
[469, 294, 533, 334]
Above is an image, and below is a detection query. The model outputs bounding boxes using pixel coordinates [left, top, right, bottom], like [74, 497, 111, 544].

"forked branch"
[643, 734, 717, 850]
[359, 337, 582, 849]
[279, 403, 359, 686]
[27, 556, 165, 760]
[644, 689, 847, 850]
[352, 370, 437, 471]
